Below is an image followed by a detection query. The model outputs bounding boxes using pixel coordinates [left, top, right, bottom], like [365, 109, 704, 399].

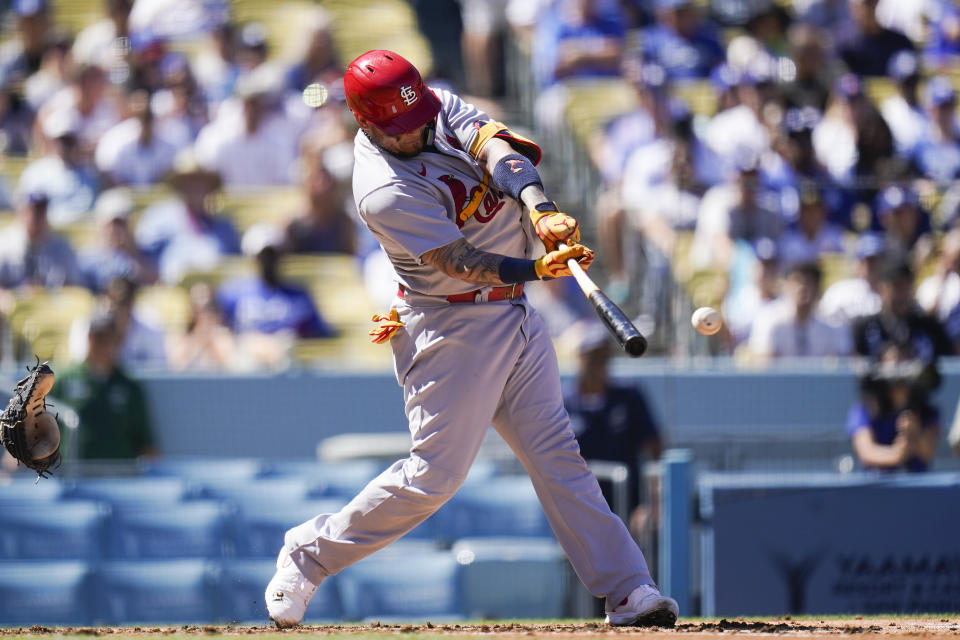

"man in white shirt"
[819, 232, 885, 326]
[880, 50, 928, 157]
[95, 89, 180, 186]
[916, 228, 960, 321]
[749, 261, 851, 360]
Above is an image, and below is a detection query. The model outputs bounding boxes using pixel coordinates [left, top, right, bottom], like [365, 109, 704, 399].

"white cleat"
[605, 584, 679, 627]
[265, 547, 319, 628]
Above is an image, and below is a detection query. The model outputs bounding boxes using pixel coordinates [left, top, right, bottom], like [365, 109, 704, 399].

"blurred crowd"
[0, 0, 359, 375]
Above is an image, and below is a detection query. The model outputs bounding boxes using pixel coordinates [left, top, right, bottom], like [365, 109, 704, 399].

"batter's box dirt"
[1, 619, 958, 640]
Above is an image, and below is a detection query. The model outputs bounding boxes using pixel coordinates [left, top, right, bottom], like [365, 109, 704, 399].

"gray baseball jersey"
[353, 87, 535, 295]
[282, 87, 656, 610]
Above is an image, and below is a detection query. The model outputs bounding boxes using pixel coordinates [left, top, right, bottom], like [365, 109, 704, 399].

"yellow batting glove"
[369, 308, 404, 344]
[530, 202, 580, 252]
[534, 243, 594, 279]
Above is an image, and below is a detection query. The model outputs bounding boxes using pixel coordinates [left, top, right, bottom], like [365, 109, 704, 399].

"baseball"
[691, 306, 722, 335]
[302, 82, 329, 108]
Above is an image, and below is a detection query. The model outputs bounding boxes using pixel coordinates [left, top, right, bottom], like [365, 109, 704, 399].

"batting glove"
[369, 309, 404, 344]
[530, 202, 580, 252]
[535, 243, 594, 279]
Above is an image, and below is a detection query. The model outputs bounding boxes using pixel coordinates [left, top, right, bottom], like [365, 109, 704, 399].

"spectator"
[78, 187, 158, 293]
[690, 155, 783, 272]
[564, 323, 662, 539]
[457, 0, 510, 97]
[69, 275, 166, 369]
[194, 65, 300, 186]
[217, 222, 335, 341]
[150, 53, 208, 148]
[874, 185, 933, 270]
[0, 0, 53, 90]
[950, 398, 960, 458]
[702, 68, 774, 176]
[853, 260, 954, 364]
[778, 184, 845, 268]
[128, 0, 229, 41]
[53, 309, 155, 460]
[0, 82, 34, 156]
[916, 228, 960, 322]
[234, 22, 269, 75]
[72, 0, 133, 69]
[846, 352, 940, 472]
[17, 109, 99, 227]
[837, 0, 913, 77]
[167, 281, 239, 372]
[723, 237, 782, 345]
[0, 191, 82, 289]
[879, 50, 927, 157]
[23, 28, 72, 114]
[792, 0, 854, 36]
[285, 143, 356, 255]
[283, 8, 341, 94]
[134, 149, 240, 284]
[640, 0, 724, 80]
[95, 89, 179, 186]
[819, 232, 884, 326]
[912, 76, 960, 187]
[748, 261, 850, 360]
[781, 23, 832, 111]
[921, 0, 960, 69]
[38, 63, 119, 155]
[191, 22, 239, 111]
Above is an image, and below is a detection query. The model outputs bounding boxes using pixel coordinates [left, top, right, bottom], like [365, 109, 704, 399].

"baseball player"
[265, 49, 679, 628]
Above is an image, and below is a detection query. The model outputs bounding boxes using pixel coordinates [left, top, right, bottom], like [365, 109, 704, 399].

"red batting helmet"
[344, 50, 441, 135]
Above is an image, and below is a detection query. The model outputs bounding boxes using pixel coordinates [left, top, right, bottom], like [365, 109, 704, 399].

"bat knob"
[624, 334, 647, 358]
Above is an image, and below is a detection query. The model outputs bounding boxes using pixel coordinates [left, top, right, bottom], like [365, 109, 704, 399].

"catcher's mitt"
[0, 360, 60, 478]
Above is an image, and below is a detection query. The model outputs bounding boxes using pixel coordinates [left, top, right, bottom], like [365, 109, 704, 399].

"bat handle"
[558, 242, 598, 294]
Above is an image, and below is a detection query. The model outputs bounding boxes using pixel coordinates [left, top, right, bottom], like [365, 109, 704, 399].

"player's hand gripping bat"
[559, 243, 648, 357]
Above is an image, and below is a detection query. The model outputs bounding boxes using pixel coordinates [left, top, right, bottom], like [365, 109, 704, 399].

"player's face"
[364, 122, 430, 158]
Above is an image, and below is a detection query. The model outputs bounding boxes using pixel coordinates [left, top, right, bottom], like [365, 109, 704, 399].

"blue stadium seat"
[0, 475, 63, 504]
[141, 458, 262, 484]
[303, 460, 384, 500]
[94, 560, 218, 624]
[233, 498, 345, 558]
[0, 501, 109, 560]
[109, 500, 233, 559]
[62, 477, 188, 508]
[219, 558, 342, 623]
[436, 476, 551, 541]
[336, 544, 462, 622]
[0, 561, 92, 626]
[192, 476, 311, 506]
[452, 537, 570, 619]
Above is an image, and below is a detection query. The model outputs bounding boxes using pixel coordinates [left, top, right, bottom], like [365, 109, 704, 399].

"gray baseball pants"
[284, 294, 654, 605]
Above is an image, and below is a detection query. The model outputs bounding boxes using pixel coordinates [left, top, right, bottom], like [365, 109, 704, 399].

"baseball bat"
[559, 243, 648, 357]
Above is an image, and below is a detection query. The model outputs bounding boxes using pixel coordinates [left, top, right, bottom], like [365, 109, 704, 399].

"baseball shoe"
[265, 546, 319, 628]
[605, 584, 679, 627]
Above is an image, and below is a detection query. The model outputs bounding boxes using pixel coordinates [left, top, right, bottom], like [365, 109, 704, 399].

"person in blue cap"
[0, 0, 52, 88]
[819, 232, 886, 326]
[913, 76, 960, 187]
[874, 184, 933, 269]
[837, 0, 914, 77]
[640, 0, 724, 80]
[879, 50, 928, 156]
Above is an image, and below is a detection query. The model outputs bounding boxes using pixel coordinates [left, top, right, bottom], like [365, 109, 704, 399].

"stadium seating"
[304, 459, 384, 499]
[0, 474, 63, 504]
[232, 497, 345, 557]
[219, 558, 342, 623]
[0, 561, 93, 626]
[436, 476, 552, 541]
[191, 475, 312, 505]
[108, 500, 233, 559]
[452, 537, 570, 619]
[94, 559, 219, 624]
[141, 457, 263, 484]
[0, 500, 109, 560]
[61, 476, 189, 507]
[336, 543, 462, 622]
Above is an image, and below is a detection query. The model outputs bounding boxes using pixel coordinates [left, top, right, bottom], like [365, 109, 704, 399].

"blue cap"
[925, 75, 956, 107]
[14, 0, 48, 15]
[833, 73, 862, 99]
[854, 233, 885, 260]
[876, 185, 918, 216]
[25, 190, 48, 206]
[887, 50, 919, 81]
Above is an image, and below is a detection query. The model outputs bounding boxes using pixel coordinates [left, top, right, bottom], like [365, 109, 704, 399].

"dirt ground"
[1, 619, 958, 640]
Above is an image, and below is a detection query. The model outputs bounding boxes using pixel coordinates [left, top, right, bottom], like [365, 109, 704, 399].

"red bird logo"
[506, 159, 524, 173]
[419, 163, 427, 176]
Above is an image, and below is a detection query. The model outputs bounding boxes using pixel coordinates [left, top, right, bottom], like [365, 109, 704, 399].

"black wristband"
[534, 201, 559, 213]
[492, 153, 543, 201]
[498, 257, 540, 283]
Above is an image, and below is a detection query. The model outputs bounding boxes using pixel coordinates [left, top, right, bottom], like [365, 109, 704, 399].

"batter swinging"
[265, 49, 679, 628]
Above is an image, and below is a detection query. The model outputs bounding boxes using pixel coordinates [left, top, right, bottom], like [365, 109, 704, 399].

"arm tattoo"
[422, 238, 506, 286]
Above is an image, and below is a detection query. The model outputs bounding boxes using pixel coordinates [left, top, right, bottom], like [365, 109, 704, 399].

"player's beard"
[363, 125, 430, 159]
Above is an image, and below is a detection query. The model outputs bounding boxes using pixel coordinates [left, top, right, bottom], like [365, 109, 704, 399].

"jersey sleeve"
[358, 183, 463, 261]
[845, 403, 870, 439]
[437, 88, 492, 152]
